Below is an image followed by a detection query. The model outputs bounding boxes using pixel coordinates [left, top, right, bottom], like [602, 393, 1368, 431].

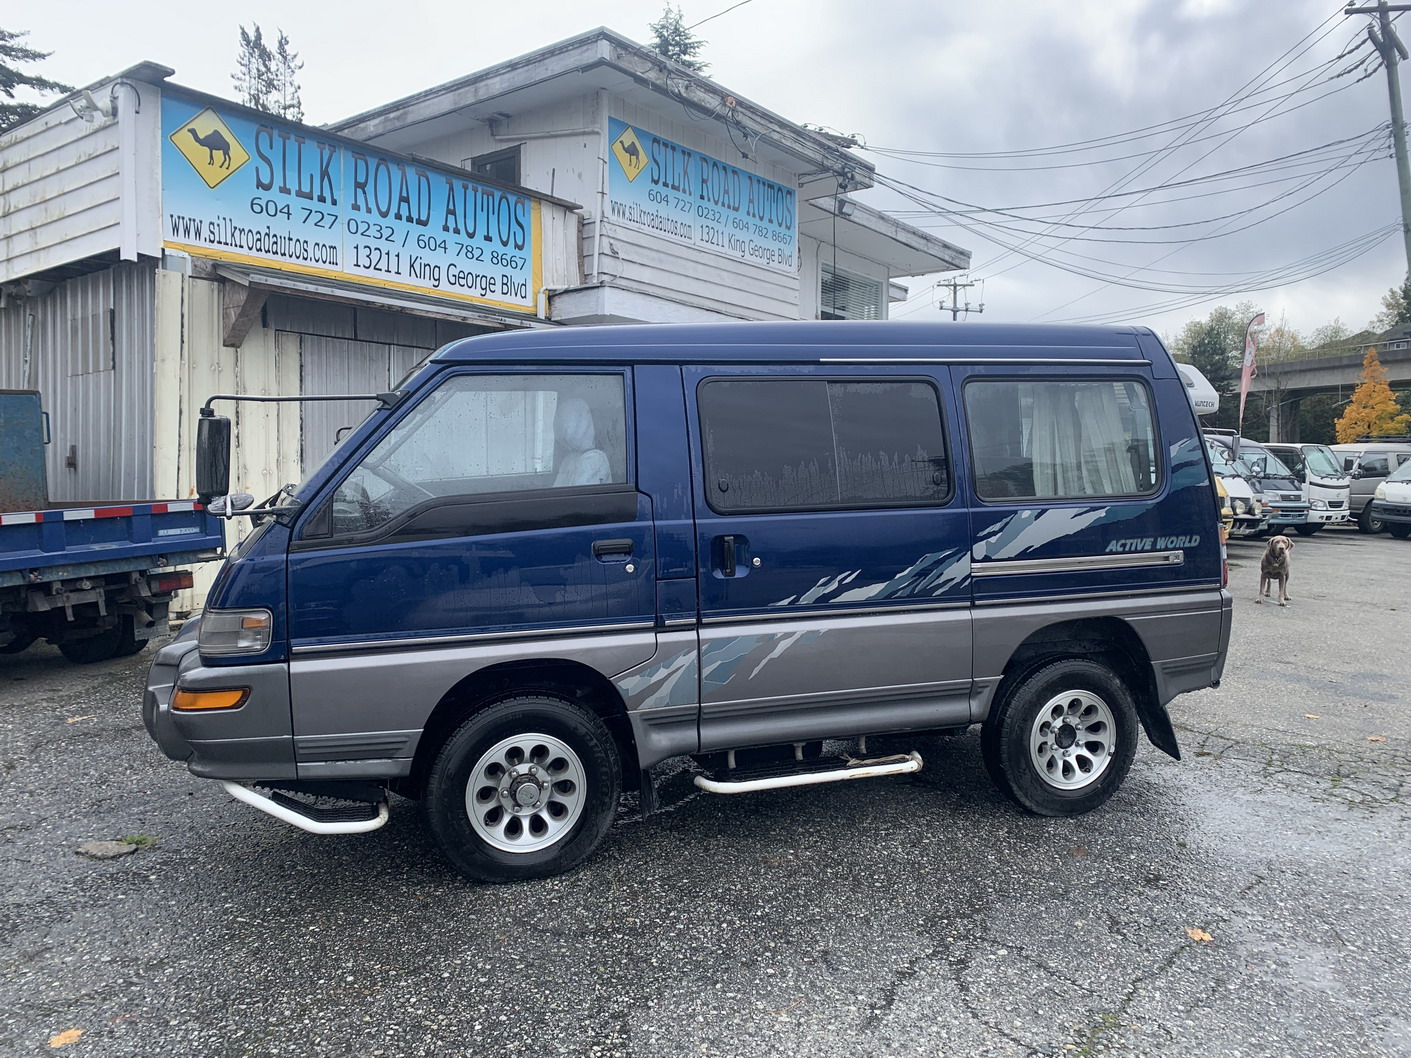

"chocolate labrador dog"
[1257, 534, 1294, 606]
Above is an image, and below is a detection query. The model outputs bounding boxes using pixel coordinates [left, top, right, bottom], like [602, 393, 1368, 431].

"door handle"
[592, 538, 634, 559]
[717, 534, 749, 577]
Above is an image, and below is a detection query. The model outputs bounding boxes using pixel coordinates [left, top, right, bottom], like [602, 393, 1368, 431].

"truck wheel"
[57, 623, 123, 664]
[1294, 524, 1321, 537]
[0, 633, 37, 655]
[424, 696, 621, 883]
[1389, 524, 1411, 540]
[111, 615, 148, 658]
[1358, 506, 1385, 534]
[981, 659, 1138, 817]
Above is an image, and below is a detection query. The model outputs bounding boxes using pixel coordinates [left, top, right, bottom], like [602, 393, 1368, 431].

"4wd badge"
[168, 107, 249, 189]
[611, 125, 647, 182]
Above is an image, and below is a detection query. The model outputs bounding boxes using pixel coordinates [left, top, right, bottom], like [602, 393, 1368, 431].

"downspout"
[593, 89, 609, 284]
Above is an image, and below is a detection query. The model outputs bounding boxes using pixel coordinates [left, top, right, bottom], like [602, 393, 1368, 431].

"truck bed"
[0, 500, 225, 588]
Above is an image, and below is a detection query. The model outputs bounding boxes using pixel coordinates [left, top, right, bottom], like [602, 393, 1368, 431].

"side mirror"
[196, 414, 232, 503]
[1351, 468, 1364, 479]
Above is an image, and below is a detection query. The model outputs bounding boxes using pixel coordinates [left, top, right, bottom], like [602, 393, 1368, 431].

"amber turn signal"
[172, 687, 250, 711]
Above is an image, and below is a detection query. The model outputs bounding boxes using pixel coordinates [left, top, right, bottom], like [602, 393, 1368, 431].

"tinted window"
[327, 374, 626, 536]
[1359, 455, 1390, 476]
[966, 379, 1158, 501]
[698, 379, 949, 512]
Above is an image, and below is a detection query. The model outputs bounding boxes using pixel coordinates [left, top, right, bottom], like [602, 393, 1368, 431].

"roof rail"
[1354, 434, 1411, 443]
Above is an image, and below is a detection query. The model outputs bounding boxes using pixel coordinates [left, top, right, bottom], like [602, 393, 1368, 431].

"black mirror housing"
[196, 415, 232, 503]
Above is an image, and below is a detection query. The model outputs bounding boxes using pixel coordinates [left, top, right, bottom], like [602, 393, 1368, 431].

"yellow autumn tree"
[1335, 347, 1411, 443]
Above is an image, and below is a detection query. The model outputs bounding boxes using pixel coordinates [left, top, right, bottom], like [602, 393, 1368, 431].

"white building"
[1, 29, 968, 536]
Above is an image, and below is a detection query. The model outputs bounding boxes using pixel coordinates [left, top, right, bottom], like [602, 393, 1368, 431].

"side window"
[698, 378, 949, 513]
[1359, 454, 1390, 476]
[1397, 453, 1411, 467]
[966, 379, 1158, 501]
[327, 374, 626, 536]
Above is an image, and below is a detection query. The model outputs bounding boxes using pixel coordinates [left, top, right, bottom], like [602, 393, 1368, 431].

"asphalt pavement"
[2, 527, 1408, 1057]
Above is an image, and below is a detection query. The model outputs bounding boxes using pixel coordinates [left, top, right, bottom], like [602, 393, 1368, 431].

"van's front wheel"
[424, 696, 620, 883]
[982, 659, 1138, 816]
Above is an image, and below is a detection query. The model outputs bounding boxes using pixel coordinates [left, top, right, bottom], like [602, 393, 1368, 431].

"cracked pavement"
[2, 527, 1409, 1057]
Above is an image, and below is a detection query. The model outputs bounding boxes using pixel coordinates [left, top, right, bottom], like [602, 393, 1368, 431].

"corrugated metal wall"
[0, 261, 155, 502]
[300, 337, 427, 472]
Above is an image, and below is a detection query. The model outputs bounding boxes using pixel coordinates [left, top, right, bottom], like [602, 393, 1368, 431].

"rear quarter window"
[965, 379, 1159, 501]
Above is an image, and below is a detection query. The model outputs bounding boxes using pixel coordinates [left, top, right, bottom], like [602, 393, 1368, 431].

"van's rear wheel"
[424, 696, 620, 883]
[1358, 506, 1385, 534]
[982, 659, 1138, 816]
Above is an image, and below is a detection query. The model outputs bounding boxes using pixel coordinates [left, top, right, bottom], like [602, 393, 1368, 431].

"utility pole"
[936, 277, 984, 321]
[1348, 1, 1411, 277]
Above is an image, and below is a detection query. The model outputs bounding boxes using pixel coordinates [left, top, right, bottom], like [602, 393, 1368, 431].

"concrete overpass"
[1247, 342, 1411, 440]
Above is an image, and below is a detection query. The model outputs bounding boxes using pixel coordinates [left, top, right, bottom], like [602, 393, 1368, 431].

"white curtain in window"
[1029, 383, 1138, 497]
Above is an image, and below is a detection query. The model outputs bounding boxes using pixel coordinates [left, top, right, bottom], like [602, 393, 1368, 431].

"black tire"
[111, 615, 148, 658]
[1294, 524, 1321, 537]
[1358, 505, 1385, 534]
[0, 633, 37, 655]
[981, 658, 1138, 817]
[56, 623, 123, 664]
[424, 696, 621, 883]
[1389, 524, 1411, 540]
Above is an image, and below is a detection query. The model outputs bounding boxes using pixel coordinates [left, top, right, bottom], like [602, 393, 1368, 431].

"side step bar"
[693, 751, 924, 795]
[221, 781, 390, 835]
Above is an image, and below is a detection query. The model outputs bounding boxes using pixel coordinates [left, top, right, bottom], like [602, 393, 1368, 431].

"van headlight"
[1374, 485, 1387, 500]
[199, 609, 274, 656]
[1251, 500, 1263, 514]
[1310, 499, 1328, 510]
[1233, 499, 1248, 514]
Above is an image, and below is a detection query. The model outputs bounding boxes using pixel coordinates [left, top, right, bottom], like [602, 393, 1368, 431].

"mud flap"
[1133, 697, 1181, 760]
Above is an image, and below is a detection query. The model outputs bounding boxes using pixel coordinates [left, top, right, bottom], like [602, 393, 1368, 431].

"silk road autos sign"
[161, 91, 540, 313]
[607, 117, 797, 274]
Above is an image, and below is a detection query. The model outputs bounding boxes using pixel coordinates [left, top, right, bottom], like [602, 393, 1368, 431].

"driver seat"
[552, 399, 611, 487]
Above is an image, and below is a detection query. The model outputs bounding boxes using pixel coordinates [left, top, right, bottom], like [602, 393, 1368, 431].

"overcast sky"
[13, 0, 1405, 342]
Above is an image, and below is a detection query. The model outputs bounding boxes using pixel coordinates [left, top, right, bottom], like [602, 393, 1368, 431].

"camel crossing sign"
[169, 107, 249, 189]
[610, 125, 647, 183]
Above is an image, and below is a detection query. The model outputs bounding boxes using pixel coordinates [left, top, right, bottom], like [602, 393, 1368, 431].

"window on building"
[965, 379, 1158, 501]
[820, 264, 883, 321]
[698, 378, 949, 512]
[470, 146, 521, 186]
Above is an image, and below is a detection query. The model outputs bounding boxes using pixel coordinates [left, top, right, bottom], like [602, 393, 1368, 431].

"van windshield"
[1244, 447, 1295, 478]
[1300, 445, 1343, 478]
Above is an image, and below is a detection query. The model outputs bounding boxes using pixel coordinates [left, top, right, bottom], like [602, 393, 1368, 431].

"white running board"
[221, 781, 390, 835]
[693, 751, 924, 794]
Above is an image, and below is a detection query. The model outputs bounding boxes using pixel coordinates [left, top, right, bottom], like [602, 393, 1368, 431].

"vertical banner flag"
[1237, 312, 1265, 433]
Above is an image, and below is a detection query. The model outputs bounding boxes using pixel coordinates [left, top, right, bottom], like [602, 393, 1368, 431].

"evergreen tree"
[272, 29, 303, 123]
[649, 5, 709, 72]
[1335, 348, 1411, 443]
[0, 28, 71, 130]
[232, 24, 275, 114]
[1371, 274, 1411, 332]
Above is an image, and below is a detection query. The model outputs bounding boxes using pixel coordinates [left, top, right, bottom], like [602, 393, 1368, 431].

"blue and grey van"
[144, 321, 1233, 882]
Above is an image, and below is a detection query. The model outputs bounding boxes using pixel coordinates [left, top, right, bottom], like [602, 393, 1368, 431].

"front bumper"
[1264, 504, 1311, 527]
[142, 626, 296, 780]
[1371, 500, 1411, 525]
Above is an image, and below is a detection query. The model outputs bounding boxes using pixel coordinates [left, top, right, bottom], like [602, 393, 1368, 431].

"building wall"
[0, 261, 156, 501]
[0, 105, 122, 282]
[369, 93, 805, 321]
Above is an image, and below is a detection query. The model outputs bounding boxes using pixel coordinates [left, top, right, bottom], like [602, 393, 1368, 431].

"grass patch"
[120, 834, 157, 848]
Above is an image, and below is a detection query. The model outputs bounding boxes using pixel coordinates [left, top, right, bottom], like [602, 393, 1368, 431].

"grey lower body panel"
[970, 587, 1231, 719]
